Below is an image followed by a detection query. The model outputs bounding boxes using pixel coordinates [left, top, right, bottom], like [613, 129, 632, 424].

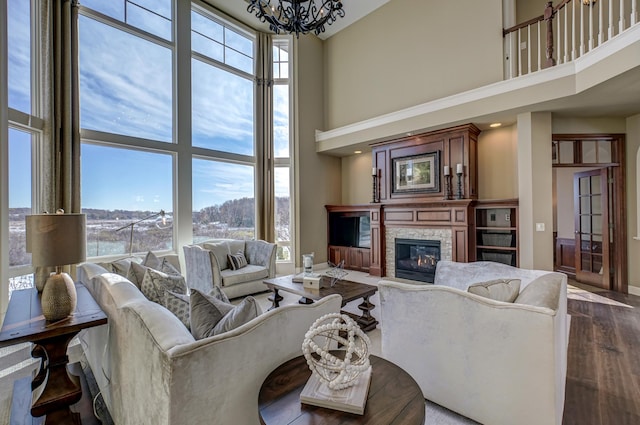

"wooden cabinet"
[326, 205, 382, 274]
[328, 245, 371, 272]
[472, 200, 519, 267]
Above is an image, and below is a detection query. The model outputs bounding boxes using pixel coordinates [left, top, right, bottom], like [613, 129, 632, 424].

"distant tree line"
[8, 196, 291, 263]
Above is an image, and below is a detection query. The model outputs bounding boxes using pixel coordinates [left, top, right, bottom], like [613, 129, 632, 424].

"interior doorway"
[552, 134, 627, 293]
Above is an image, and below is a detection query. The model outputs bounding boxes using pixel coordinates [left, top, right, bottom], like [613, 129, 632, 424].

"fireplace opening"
[395, 238, 441, 283]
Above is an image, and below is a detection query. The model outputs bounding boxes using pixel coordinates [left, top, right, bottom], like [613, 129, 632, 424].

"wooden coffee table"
[259, 353, 426, 425]
[263, 275, 379, 331]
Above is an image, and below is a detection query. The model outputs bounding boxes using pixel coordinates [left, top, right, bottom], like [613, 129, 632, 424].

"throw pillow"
[227, 251, 248, 271]
[190, 289, 235, 340]
[212, 296, 261, 335]
[143, 251, 163, 270]
[209, 285, 230, 304]
[130, 259, 181, 289]
[163, 291, 191, 329]
[467, 278, 521, 303]
[203, 242, 231, 270]
[140, 267, 187, 304]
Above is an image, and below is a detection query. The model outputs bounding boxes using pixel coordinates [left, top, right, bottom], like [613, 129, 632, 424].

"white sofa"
[77, 261, 341, 425]
[379, 260, 569, 425]
[183, 239, 276, 299]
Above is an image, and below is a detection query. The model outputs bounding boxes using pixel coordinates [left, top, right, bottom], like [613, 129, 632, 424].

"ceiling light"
[247, 0, 345, 38]
[489, 123, 502, 128]
[354, 150, 362, 154]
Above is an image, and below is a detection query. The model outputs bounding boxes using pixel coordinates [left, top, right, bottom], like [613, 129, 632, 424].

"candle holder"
[456, 171, 464, 199]
[372, 171, 379, 203]
[444, 174, 453, 200]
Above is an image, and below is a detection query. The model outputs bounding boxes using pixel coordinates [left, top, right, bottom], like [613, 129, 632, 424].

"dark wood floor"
[564, 285, 640, 424]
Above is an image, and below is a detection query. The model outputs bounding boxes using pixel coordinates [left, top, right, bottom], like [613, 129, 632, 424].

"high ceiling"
[207, 0, 390, 39]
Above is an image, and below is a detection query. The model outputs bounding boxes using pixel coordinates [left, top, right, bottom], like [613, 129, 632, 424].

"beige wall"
[295, 36, 342, 267]
[341, 152, 373, 205]
[517, 112, 554, 271]
[477, 125, 519, 199]
[323, 0, 504, 129]
[516, 0, 547, 23]
[626, 113, 640, 293]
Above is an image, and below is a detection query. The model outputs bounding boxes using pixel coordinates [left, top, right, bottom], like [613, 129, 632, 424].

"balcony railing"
[504, 0, 639, 78]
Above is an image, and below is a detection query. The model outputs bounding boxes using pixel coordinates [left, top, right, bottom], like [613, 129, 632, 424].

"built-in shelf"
[472, 200, 519, 267]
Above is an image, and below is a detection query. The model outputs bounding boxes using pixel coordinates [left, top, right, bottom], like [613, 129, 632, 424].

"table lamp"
[26, 211, 87, 321]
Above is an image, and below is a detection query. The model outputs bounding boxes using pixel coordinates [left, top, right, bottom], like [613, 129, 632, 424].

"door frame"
[552, 134, 627, 294]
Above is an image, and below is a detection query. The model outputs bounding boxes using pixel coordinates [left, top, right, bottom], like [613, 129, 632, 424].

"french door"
[574, 168, 610, 289]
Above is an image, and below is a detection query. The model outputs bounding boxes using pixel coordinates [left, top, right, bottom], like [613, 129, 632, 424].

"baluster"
[609, 0, 614, 39]
[564, 5, 569, 63]
[528, 24, 532, 73]
[518, 29, 522, 76]
[557, 7, 562, 64]
[544, 1, 556, 67]
[632, 0, 637, 25]
[580, 0, 585, 55]
[537, 21, 542, 70]
[620, 0, 625, 33]
[589, 0, 594, 51]
[598, 0, 603, 45]
[572, 0, 577, 60]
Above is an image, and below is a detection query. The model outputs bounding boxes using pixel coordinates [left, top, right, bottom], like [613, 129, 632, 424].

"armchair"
[183, 239, 276, 299]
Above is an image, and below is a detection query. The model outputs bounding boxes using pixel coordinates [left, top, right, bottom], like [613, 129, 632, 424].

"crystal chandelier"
[247, 0, 345, 38]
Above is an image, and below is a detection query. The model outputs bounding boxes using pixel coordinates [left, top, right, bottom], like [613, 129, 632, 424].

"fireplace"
[395, 238, 441, 283]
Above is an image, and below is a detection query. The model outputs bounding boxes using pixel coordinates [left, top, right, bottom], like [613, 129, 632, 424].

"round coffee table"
[259, 353, 425, 425]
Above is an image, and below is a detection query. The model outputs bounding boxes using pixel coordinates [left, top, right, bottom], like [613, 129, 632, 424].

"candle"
[456, 163, 463, 174]
[372, 167, 377, 176]
[444, 165, 450, 176]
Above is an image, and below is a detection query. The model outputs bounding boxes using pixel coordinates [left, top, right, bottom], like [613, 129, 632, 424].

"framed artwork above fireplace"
[392, 151, 440, 194]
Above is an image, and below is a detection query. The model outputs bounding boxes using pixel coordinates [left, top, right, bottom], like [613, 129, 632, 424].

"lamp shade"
[26, 213, 87, 267]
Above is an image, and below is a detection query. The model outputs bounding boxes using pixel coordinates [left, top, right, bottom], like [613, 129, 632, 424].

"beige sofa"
[379, 260, 569, 425]
[77, 261, 341, 425]
[183, 239, 276, 299]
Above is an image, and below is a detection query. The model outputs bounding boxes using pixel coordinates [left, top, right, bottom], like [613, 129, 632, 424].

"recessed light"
[489, 123, 502, 128]
[354, 150, 362, 154]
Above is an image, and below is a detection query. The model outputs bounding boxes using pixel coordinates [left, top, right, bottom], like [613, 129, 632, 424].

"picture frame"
[392, 151, 440, 194]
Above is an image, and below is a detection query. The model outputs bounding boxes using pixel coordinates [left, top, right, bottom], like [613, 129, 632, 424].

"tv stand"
[325, 205, 383, 275]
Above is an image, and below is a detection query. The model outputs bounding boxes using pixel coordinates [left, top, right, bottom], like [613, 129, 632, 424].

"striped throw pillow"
[227, 251, 248, 270]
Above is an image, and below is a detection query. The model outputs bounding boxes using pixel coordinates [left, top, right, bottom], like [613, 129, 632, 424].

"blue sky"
[8, 1, 288, 212]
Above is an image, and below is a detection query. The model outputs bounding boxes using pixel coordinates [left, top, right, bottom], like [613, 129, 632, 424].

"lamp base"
[41, 272, 77, 321]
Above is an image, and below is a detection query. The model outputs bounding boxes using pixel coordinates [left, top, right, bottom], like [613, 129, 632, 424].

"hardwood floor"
[564, 284, 640, 424]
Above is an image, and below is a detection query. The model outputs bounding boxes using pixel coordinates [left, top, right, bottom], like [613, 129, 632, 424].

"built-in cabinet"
[325, 205, 383, 274]
[471, 200, 519, 267]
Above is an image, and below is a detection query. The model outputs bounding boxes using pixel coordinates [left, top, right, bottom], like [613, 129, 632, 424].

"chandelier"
[247, 0, 345, 38]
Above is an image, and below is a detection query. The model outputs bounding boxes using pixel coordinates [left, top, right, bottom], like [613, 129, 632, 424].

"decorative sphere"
[301, 313, 371, 390]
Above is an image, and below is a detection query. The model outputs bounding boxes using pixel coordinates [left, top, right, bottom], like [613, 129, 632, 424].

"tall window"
[5, 0, 41, 296]
[78, 1, 175, 257]
[273, 39, 292, 263]
[191, 6, 256, 242]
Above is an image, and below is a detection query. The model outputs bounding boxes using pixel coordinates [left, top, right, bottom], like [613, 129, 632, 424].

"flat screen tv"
[329, 213, 370, 248]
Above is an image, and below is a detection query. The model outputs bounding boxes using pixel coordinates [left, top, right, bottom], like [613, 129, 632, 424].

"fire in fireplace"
[395, 238, 441, 283]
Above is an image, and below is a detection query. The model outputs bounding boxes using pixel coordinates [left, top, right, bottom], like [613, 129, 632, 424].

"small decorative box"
[303, 275, 321, 289]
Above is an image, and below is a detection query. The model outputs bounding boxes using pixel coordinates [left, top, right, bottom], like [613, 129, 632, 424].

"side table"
[0, 283, 107, 425]
[259, 353, 425, 425]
